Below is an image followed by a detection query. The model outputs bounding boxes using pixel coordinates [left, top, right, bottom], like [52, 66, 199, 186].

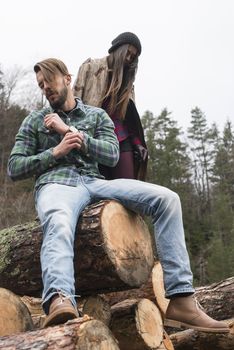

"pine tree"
[142, 108, 191, 191]
[207, 121, 234, 281]
[186, 108, 220, 284]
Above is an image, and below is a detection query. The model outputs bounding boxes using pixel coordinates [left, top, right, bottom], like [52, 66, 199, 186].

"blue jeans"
[35, 176, 194, 313]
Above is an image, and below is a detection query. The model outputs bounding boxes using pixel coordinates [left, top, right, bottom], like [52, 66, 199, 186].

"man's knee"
[152, 186, 181, 210]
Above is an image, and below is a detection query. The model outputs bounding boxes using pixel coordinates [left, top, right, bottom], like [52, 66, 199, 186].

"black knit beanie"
[108, 32, 142, 55]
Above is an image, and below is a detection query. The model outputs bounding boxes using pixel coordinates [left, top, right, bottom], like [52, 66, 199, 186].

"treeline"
[0, 66, 233, 287]
[142, 109, 234, 286]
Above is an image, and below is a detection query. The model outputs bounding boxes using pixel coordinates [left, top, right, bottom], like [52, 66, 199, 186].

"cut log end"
[136, 298, 164, 348]
[77, 319, 120, 349]
[0, 288, 34, 336]
[111, 298, 166, 349]
[102, 200, 154, 287]
[152, 261, 169, 316]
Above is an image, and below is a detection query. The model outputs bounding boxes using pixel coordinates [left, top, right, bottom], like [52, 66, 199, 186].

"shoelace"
[56, 290, 80, 304]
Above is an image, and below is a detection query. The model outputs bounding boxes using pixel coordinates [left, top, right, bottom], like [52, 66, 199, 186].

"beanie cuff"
[108, 32, 141, 55]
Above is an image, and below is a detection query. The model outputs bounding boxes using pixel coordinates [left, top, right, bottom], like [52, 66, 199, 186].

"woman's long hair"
[103, 44, 138, 119]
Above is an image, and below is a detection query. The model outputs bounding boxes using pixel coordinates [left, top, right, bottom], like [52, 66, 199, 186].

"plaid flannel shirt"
[8, 98, 119, 190]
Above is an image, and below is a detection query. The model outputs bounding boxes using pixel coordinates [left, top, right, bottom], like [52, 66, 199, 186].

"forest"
[0, 65, 233, 288]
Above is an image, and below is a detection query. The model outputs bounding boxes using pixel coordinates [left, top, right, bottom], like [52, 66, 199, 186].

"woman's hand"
[133, 144, 148, 162]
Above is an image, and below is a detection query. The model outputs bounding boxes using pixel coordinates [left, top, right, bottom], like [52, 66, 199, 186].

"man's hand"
[53, 131, 84, 159]
[133, 144, 148, 162]
[44, 113, 69, 135]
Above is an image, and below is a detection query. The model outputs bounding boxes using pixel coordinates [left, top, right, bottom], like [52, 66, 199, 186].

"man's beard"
[48, 86, 68, 110]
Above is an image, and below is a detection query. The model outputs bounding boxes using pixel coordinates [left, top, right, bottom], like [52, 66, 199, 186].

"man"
[8, 58, 229, 332]
[73, 32, 148, 181]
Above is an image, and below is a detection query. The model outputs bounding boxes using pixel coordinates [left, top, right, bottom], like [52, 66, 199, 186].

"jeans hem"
[165, 288, 195, 299]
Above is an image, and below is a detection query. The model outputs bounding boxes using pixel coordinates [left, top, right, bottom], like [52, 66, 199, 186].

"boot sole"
[43, 307, 79, 328]
[164, 318, 229, 333]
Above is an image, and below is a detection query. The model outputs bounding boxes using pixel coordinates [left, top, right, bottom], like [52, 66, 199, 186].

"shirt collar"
[50, 97, 87, 117]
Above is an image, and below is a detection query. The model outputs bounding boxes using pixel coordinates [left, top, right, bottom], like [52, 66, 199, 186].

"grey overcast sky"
[1, 0, 234, 131]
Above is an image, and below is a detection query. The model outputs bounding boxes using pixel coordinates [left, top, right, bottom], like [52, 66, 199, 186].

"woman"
[73, 32, 148, 180]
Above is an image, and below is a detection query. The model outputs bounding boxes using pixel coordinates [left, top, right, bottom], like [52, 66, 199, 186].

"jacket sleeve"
[72, 58, 91, 99]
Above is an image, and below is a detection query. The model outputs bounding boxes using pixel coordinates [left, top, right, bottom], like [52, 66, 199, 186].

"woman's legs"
[99, 151, 135, 179]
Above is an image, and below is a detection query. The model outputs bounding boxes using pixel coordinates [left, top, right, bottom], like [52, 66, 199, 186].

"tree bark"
[195, 277, 234, 320]
[0, 200, 154, 297]
[0, 317, 120, 350]
[170, 320, 234, 350]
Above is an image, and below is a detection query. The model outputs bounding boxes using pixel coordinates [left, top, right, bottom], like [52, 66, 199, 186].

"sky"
[1, 0, 234, 132]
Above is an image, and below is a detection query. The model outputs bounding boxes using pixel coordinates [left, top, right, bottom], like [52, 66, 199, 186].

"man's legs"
[35, 182, 91, 325]
[83, 177, 229, 332]
[85, 178, 193, 296]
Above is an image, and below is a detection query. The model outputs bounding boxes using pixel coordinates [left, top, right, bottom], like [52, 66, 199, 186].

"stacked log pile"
[0, 200, 154, 296]
[0, 200, 233, 349]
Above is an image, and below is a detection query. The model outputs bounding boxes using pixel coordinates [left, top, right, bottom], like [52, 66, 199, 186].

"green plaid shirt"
[8, 98, 119, 189]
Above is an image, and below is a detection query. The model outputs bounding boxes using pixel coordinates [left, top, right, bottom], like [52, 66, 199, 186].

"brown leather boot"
[43, 294, 79, 328]
[164, 295, 229, 333]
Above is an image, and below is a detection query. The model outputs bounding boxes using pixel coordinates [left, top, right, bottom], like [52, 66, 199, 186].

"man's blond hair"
[34, 58, 70, 82]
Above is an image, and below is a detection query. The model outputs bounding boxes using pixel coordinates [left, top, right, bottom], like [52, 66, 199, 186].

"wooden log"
[103, 275, 155, 306]
[0, 288, 34, 336]
[162, 331, 175, 350]
[103, 261, 169, 319]
[21, 295, 44, 316]
[170, 319, 234, 350]
[195, 277, 234, 320]
[0, 200, 154, 297]
[0, 317, 120, 350]
[82, 295, 111, 326]
[152, 261, 169, 316]
[103, 261, 163, 306]
[21, 295, 46, 329]
[110, 298, 174, 349]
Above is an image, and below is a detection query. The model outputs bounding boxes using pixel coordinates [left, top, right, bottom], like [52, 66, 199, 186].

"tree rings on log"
[152, 261, 169, 316]
[136, 298, 164, 349]
[75, 200, 154, 294]
[0, 288, 34, 336]
[111, 298, 165, 349]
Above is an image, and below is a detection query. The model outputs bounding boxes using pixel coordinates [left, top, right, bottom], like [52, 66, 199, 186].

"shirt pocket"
[77, 122, 96, 137]
[37, 126, 61, 150]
